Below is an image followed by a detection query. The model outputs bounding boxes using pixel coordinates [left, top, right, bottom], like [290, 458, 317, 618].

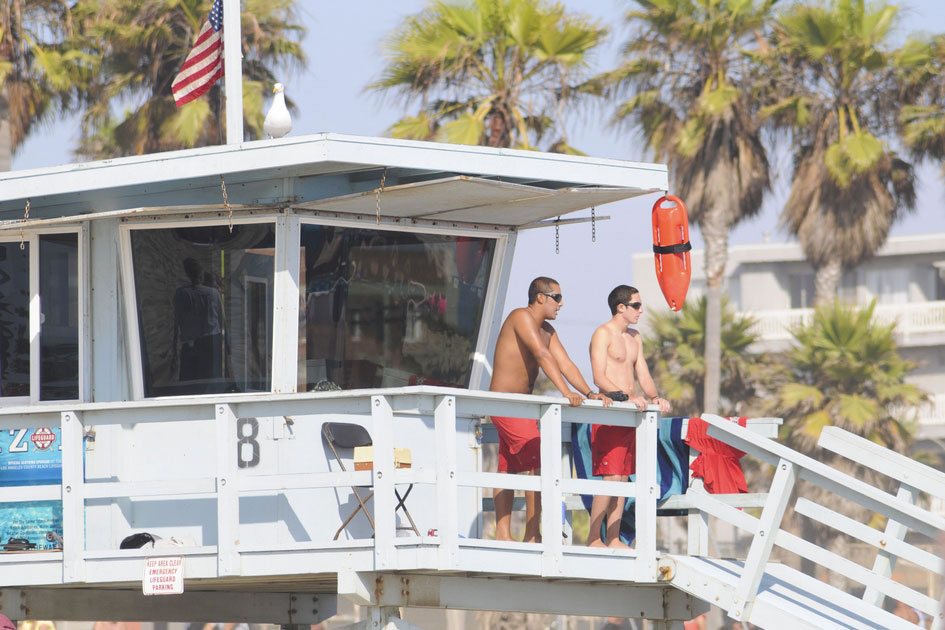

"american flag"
[171, 0, 224, 107]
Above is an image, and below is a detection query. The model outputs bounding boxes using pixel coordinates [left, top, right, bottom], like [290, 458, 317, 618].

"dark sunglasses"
[624, 301, 643, 310]
[540, 292, 563, 303]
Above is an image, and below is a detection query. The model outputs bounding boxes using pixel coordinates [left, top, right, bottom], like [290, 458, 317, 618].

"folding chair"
[321, 422, 420, 540]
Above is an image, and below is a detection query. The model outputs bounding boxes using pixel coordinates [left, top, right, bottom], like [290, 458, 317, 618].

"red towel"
[685, 417, 748, 494]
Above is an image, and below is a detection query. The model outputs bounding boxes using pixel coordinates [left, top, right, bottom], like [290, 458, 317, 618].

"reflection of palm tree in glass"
[172, 258, 225, 391]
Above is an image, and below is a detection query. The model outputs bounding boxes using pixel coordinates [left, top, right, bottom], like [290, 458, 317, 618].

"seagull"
[263, 82, 292, 139]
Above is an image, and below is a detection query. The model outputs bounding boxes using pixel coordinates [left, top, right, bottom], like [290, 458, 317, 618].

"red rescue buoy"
[652, 195, 692, 311]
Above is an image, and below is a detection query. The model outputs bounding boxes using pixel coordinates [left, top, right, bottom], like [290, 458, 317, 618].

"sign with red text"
[142, 556, 184, 595]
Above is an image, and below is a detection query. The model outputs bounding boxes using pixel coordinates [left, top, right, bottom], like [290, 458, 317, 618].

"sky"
[11, 0, 945, 378]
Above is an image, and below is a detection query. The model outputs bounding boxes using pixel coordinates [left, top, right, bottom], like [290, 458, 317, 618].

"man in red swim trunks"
[490, 276, 610, 542]
[587, 284, 670, 547]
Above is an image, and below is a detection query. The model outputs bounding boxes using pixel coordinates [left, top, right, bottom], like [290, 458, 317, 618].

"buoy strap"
[653, 242, 692, 254]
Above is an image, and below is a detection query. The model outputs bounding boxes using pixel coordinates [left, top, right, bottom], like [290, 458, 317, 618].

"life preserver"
[652, 195, 691, 311]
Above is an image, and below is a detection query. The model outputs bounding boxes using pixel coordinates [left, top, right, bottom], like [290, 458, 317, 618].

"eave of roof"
[1, 133, 668, 221]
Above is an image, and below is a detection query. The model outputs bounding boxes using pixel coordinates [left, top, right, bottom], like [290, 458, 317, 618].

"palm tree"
[896, 34, 945, 171]
[768, 299, 924, 575]
[0, 1, 90, 170]
[593, 0, 776, 414]
[761, 0, 916, 304]
[645, 296, 779, 418]
[368, 0, 607, 151]
[68, 0, 305, 159]
[772, 300, 922, 452]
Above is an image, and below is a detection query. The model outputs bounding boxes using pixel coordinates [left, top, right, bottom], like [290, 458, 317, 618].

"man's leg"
[587, 493, 611, 547]
[605, 478, 630, 548]
[522, 469, 541, 543]
[494, 487, 514, 541]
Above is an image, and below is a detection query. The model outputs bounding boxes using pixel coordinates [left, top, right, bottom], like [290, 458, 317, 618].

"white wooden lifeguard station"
[1, 133, 943, 630]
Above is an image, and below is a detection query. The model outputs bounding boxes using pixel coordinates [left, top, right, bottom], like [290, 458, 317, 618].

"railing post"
[733, 457, 796, 621]
[434, 395, 458, 569]
[372, 395, 396, 570]
[687, 477, 710, 556]
[635, 409, 659, 582]
[539, 403, 562, 577]
[863, 483, 919, 606]
[60, 410, 86, 583]
[215, 404, 240, 576]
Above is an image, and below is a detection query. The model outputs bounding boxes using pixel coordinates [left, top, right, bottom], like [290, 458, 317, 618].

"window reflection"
[299, 226, 494, 391]
[40, 234, 79, 400]
[0, 244, 30, 398]
[131, 224, 275, 397]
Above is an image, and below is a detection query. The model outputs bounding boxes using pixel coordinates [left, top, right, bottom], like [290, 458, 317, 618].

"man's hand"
[629, 395, 648, 410]
[564, 391, 584, 407]
[586, 391, 612, 407]
[653, 397, 671, 414]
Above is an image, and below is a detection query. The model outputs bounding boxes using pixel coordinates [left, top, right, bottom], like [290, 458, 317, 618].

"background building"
[632, 232, 945, 442]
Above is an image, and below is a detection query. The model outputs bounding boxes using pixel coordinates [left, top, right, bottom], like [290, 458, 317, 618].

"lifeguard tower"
[0, 133, 943, 630]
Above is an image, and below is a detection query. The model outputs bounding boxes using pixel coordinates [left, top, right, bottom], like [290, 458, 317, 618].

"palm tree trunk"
[702, 215, 728, 415]
[814, 258, 842, 304]
[0, 88, 11, 172]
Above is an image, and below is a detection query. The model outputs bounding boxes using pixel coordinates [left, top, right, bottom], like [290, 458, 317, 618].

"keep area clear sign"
[143, 556, 184, 595]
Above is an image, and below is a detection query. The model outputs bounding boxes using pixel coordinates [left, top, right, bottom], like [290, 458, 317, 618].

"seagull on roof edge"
[263, 82, 292, 139]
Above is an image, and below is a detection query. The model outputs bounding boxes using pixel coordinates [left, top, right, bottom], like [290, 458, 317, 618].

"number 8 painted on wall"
[237, 417, 260, 468]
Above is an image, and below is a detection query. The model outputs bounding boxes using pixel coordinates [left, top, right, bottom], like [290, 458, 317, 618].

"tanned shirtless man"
[587, 285, 670, 548]
[489, 276, 611, 542]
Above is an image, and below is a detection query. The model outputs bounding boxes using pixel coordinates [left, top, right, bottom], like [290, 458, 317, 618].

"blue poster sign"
[0, 427, 63, 551]
[0, 427, 62, 486]
[0, 500, 62, 550]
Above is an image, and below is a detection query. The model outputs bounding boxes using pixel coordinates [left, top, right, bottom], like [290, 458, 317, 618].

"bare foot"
[495, 533, 514, 542]
[523, 534, 542, 543]
[608, 539, 631, 549]
[588, 539, 607, 548]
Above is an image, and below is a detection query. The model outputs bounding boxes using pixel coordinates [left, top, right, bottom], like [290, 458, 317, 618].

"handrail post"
[635, 408, 659, 582]
[61, 410, 86, 583]
[733, 457, 796, 620]
[434, 394, 458, 569]
[863, 482, 919, 606]
[372, 395, 396, 570]
[687, 476, 710, 556]
[540, 403, 562, 577]
[215, 403, 239, 576]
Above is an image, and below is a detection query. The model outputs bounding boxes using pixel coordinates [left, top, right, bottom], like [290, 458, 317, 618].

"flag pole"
[222, 0, 244, 144]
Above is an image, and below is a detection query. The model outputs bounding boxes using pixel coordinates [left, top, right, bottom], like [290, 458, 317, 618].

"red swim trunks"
[490, 415, 540, 473]
[591, 424, 636, 477]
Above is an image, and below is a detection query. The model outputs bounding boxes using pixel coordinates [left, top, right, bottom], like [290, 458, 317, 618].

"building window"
[0, 234, 80, 401]
[298, 226, 495, 391]
[130, 224, 275, 397]
[935, 264, 945, 301]
[789, 273, 816, 309]
[864, 267, 909, 304]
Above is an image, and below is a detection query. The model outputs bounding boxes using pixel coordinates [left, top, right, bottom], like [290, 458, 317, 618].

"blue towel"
[570, 416, 689, 544]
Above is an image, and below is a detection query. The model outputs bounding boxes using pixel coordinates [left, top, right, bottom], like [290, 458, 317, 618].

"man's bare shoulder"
[591, 322, 614, 340]
[505, 307, 535, 326]
[503, 307, 546, 334]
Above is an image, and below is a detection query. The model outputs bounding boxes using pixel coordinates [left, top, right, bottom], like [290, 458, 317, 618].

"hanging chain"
[555, 216, 560, 255]
[220, 175, 232, 233]
[375, 167, 387, 225]
[19, 199, 30, 250]
[591, 207, 596, 243]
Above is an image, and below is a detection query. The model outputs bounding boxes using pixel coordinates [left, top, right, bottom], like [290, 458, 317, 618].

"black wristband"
[585, 391, 593, 397]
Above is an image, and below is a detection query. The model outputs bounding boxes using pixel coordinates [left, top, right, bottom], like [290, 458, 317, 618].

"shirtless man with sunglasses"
[587, 284, 670, 547]
[489, 276, 611, 542]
